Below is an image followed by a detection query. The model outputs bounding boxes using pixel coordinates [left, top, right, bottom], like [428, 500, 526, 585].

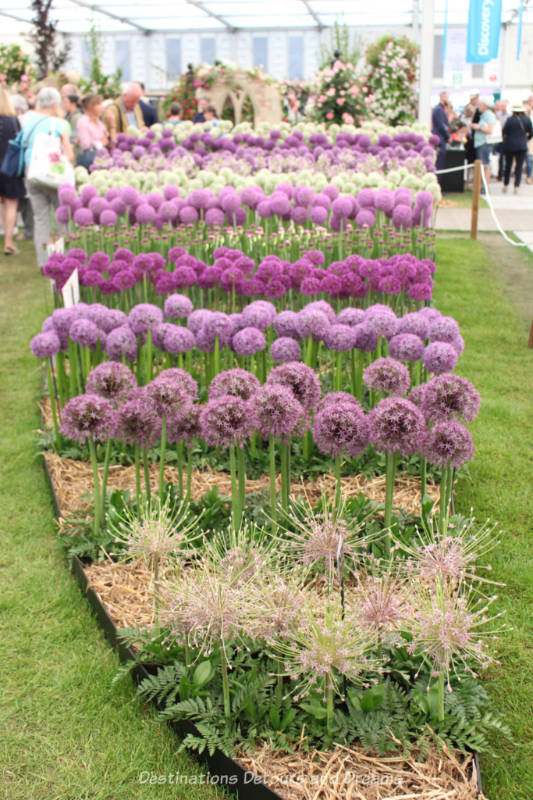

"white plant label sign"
[62, 268, 80, 307]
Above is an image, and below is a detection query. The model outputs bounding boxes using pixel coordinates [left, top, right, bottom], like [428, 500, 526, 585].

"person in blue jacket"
[432, 91, 450, 178]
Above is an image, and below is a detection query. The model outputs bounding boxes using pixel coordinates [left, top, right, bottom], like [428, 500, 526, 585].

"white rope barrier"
[434, 163, 475, 175]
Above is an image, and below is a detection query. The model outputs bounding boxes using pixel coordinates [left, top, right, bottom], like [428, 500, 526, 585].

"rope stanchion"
[479, 168, 529, 247]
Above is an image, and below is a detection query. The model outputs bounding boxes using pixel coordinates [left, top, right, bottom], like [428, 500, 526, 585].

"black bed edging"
[42, 453, 483, 798]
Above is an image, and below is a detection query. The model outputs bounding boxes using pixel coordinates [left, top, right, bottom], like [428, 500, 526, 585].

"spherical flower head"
[309, 205, 328, 224]
[220, 266, 244, 293]
[396, 311, 430, 340]
[115, 387, 161, 449]
[313, 400, 369, 458]
[356, 208, 376, 228]
[375, 188, 395, 213]
[232, 326, 267, 356]
[106, 324, 138, 362]
[135, 203, 156, 224]
[352, 322, 378, 353]
[250, 383, 304, 440]
[100, 209, 118, 227]
[315, 391, 359, 415]
[422, 421, 474, 468]
[188, 309, 211, 335]
[270, 337, 302, 363]
[369, 397, 426, 455]
[132, 253, 155, 274]
[392, 204, 413, 230]
[336, 307, 365, 327]
[267, 362, 321, 411]
[60, 393, 115, 444]
[364, 305, 397, 338]
[158, 368, 198, 400]
[195, 311, 233, 352]
[200, 394, 253, 448]
[30, 331, 61, 358]
[429, 315, 461, 345]
[423, 341, 459, 375]
[86, 362, 136, 406]
[331, 196, 353, 218]
[79, 184, 99, 205]
[128, 303, 164, 335]
[166, 403, 202, 445]
[163, 325, 195, 354]
[323, 323, 356, 352]
[164, 293, 194, 319]
[298, 308, 331, 341]
[69, 318, 100, 348]
[209, 368, 260, 402]
[73, 207, 94, 226]
[146, 374, 193, 417]
[241, 300, 276, 331]
[422, 373, 480, 424]
[273, 310, 301, 340]
[388, 333, 424, 363]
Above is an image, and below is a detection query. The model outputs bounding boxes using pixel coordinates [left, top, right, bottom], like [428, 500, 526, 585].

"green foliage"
[78, 25, 122, 100]
[364, 35, 419, 126]
[0, 44, 36, 86]
[319, 22, 362, 70]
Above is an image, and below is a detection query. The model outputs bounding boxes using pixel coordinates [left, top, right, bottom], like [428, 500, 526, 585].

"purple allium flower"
[200, 394, 253, 448]
[267, 362, 321, 411]
[392, 204, 413, 229]
[309, 205, 328, 224]
[106, 324, 138, 362]
[270, 337, 302, 363]
[146, 374, 192, 417]
[395, 311, 430, 340]
[352, 323, 378, 353]
[100, 209, 118, 227]
[163, 325, 195, 354]
[220, 266, 244, 292]
[209, 368, 260, 401]
[166, 404, 202, 444]
[128, 304, 164, 335]
[86, 362, 136, 406]
[60, 393, 115, 444]
[69, 318, 100, 348]
[179, 205, 199, 224]
[356, 208, 376, 228]
[388, 333, 424, 363]
[114, 387, 161, 449]
[132, 253, 155, 274]
[30, 331, 61, 358]
[375, 188, 395, 213]
[250, 383, 305, 440]
[423, 342, 459, 375]
[135, 203, 157, 224]
[429, 316, 461, 344]
[114, 270, 137, 290]
[422, 421, 474, 468]
[422, 374, 480, 424]
[232, 326, 267, 356]
[313, 401, 369, 458]
[158, 368, 198, 399]
[408, 282, 433, 301]
[315, 391, 359, 416]
[331, 196, 353, 218]
[273, 310, 301, 340]
[323, 323, 356, 351]
[164, 293, 194, 319]
[241, 300, 276, 331]
[195, 311, 233, 352]
[73, 208, 94, 226]
[336, 308, 365, 327]
[55, 204, 70, 224]
[114, 247, 134, 263]
[298, 308, 330, 341]
[363, 357, 411, 396]
[80, 184, 99, 205]
[188, 309, 211, 335]
[450, 334, 465, 355]
[369, 397, 426, 455]
[408, 384, 426, 408]
[364, 305, 397, 338]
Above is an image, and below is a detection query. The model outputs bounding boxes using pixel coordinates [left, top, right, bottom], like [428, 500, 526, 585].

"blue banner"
[517, 0, 524, 59]
[466, 0, 502, 63]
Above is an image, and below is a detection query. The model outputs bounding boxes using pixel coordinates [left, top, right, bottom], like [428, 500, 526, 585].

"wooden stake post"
[470, 159, 482, 240]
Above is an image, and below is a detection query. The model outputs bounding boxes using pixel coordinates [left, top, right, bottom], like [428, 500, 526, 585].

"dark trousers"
[504, 150, 526, 187]
[436, 144, 447, 171]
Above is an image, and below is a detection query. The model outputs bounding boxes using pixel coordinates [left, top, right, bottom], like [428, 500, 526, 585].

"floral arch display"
[195, 67, 282, 125]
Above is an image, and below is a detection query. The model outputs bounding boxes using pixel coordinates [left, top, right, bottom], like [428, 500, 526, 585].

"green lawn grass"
[1, 237, 531, 799]
[0, 243, 222, 800]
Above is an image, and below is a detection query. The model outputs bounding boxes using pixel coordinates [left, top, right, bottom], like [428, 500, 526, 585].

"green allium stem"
[281, 441, 290, 512]
[143, 448, 151, 504]
[237, 445, 246, 528]
[134, 442, 141, 501]
[88, 438, 101, 537]
[46, 358, 60, 447]
[334, 455, 342, 509]
[384, 450, 396, 554]
[220, 644, 231, 719]
[100, 439, 112, 525]
[230, 446, 239, 531]
[269, 437, 277, 534]
[159, 415, 166, 498]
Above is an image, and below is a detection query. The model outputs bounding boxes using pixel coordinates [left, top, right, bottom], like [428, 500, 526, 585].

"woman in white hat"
[471, 96, 497, 191]
[501, 104, 533, 193]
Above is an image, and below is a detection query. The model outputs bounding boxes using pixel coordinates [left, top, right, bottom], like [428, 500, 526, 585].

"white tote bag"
[27, 118, 75, 189]
[486, 119, 502, 145]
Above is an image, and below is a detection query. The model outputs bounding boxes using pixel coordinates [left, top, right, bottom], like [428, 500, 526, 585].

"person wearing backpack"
[21, 87, 73, 268]
[501, 104, 533, 194]
[0, 89, 25, 255]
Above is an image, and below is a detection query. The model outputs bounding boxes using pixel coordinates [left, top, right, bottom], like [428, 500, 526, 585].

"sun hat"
[479, 95, 494, 108]
[512, 103, 525, 113]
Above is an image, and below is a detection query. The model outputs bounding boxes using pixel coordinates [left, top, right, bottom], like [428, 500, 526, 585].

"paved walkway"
[435, 180, 533, 241]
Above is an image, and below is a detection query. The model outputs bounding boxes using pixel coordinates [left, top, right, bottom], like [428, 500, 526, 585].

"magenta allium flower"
[422, 421, 474, 468]
[270, 337, 302, 363]
[273, 310, 301, 339]
[69, 318, 100, 348]
[166, 404, 202, 444]
[423, 342, 459, 375]
[114, 270, 137, 290]
[352, 323, 379, 353]
[114, 388, 161, 449]
[395, 311, 430, 340]
[429, 316, 461, 344]
[106, 324, 138, 362]
[298, 308, 330, 341]
[60, 393, 115, 444]
[158, 367, 198, 399]
[408, 282, 433, 301]
[323, 323, 355, 351]
[364, 305, 397, 338]
[164, 293, 193, 319]
[30, 331, 61, 358]
[315, 391, 359, 415]
[86, 362, 136, 406]
[128, 304, 164, 335]
[313, 400, 369, 458]
[232, 326, 266, 356]
[135, 203, 157, 224]
[336, 307, 365, 327]
[388, 333, 424, 363]
[241, 300, 276, 330]
[163, 325, 195, 354]
[267, 362, 321, 411]
[73, 207, 94, 226]
[250, 383, 305, 440]
[363, 357, 410, 396]
[146, 374, 192, 417]
[422, 374, 480, 424]
[209, 368, 260, 401]
[200, 395, 253, 448]
[369, 397, 426, 455]
[195, 311, 233, 352]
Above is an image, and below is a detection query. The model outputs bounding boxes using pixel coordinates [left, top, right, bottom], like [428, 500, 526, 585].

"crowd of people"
[432, 90, 533, 193]
[0, 80, 221, 264]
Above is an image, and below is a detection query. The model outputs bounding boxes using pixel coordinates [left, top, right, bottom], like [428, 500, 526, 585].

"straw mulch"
[44, 452, 439, 518]
[84, 559, 160, 629]
[237, 743, 485, 800]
